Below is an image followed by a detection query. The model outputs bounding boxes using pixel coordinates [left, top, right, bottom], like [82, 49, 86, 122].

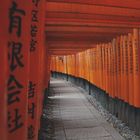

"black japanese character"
[9, 1, 26, 37]
[32, 10, 38, 22]
[8, 109, 23, 133]
[28, 125, 35, 139]
[32, 0, 40, 7]
[28, 81, 36, 98]
[28, 103, 35, 119]
[8, 74, 23, 105]
[8, 41, 24, 71]
[31, 25, 38, 37]
[30, 39, 37, 52]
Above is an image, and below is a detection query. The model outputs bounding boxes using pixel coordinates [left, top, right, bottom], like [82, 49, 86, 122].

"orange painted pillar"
[28, 0, 46, 139]
[75, 55, 78, 78]
[121, 36, 125, 100]
[107, 43, 110, 96]
[89, 50, 92, 82]
[92, 49, 94, 84]
[89, 49, 93, 84]
[112, 41, 115, 98]
[133, 29, 140, 108]
[116, 37, 121, 99]
[74, 55, 76, 77]
[47, 54, 51, 87]
[94, 47, 97, 86]
[90, 49, 93, 84]
[123, 35, 129, 103]
[114, 39, 118, 98]
[120, 36, 125, 100]
[0, 1, 9, 140]
[7, 1, 32, 140]
[105, 44, 109, 94]
[97, 45, 101, 88]
[114, 39, 119, 98]
[110, 42, 113, 97]
[112, 39, 116, 98]
[71, 55, 73, 76]
[96, 46, 99, 87]
[64, 56, 66, 74]
[109, 43, 113, 97]
[87, 49, 91, 82]
[37, 0, 46, 129]
[100, 45, 103, 89]
[0, 42, 7, 140]
[128, 33, 134, 105]
[102, 45, 106, 91]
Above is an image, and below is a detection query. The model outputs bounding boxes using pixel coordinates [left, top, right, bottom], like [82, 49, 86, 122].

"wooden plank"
[46, 20, 139, 28]
[46, 2, 140, 18]
[46, 26, 132, 33]
[46, 12, 140, 23]
[46, 0, 140, 9]
[46, 18, 140, 27]
[49, 50, 83, 54]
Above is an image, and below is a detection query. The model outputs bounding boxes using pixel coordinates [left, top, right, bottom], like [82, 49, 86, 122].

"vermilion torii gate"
[0, 1, 50, 140]
[1, 0, 140, 140]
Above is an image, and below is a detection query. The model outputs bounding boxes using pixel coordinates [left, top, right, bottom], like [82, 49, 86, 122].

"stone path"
[48, 79, 125, 140]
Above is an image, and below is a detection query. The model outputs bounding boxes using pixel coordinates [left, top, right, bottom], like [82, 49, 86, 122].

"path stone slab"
[49, 79, 125, 140]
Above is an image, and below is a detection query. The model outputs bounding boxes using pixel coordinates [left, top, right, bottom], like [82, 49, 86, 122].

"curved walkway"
[49, 79, 125, 140]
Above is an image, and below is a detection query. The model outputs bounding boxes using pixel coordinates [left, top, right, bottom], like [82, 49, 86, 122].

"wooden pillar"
[115, 37, 121, 99]
[0, 1, 9, 140]
[133, 29, 140, 108]
[37, 0, 46, 129]
[105, 44, 109, 94]
[28, 0, 46, 139]
[120, 36, 124, 100]
[128, 33, 134, 105]
[7, 1, 32, 140]
[123, 35, 129, 103]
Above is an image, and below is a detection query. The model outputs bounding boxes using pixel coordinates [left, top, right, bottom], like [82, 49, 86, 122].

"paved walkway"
[49, 79, 125, 140]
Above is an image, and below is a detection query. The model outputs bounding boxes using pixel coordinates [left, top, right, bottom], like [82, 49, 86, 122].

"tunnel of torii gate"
[1, 0, 140, 140]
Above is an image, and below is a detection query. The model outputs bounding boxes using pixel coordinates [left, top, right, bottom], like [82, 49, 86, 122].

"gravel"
[39, 89, 56, 140]
[77, 85, 140, 140]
